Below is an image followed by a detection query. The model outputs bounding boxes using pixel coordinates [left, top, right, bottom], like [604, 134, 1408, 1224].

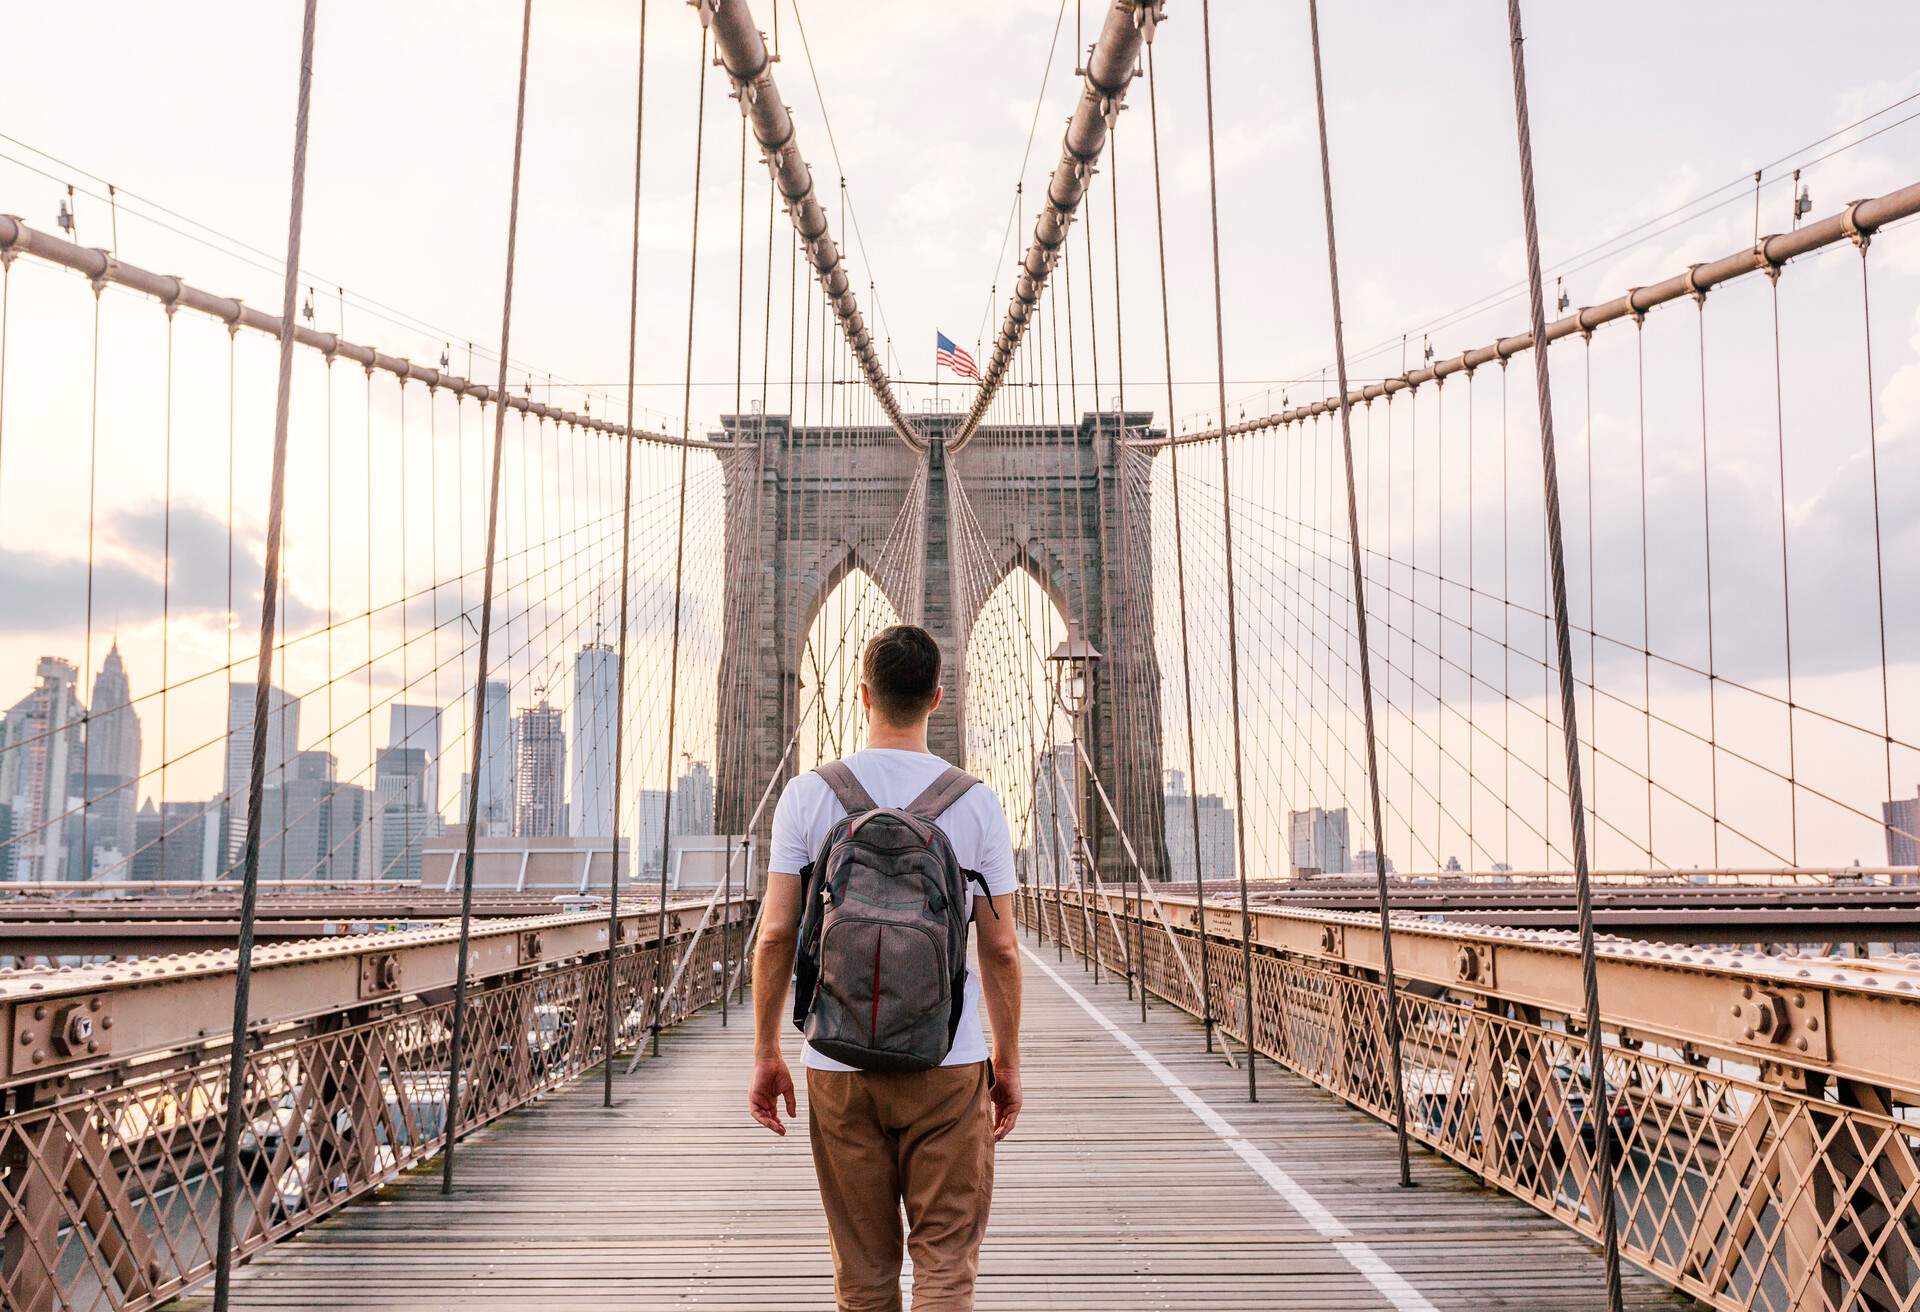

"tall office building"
[132, 798, 222, 882]
[373, 746, 437, 880]
[571, 644, 620, 837]
[674, 760, 714, 837]
[1289, 806, 1351, 876]
[261, 751, 369, 882]
[388, 704, 443, 820]
[1029, 744, 1078, 868]
[461, 679, 513, 836]
[635, 788, 669, 874]
[1887, 789, 1920, 867]
[84, 643, 142, 873]
[1166, 770, 1237, 882]
[1, 657, 84, 880]
[222, 682, 300, 870]
[513, 699, 567, 838]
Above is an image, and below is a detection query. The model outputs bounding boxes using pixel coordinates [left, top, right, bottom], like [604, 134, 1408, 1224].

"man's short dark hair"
[862, 624, 941, 724]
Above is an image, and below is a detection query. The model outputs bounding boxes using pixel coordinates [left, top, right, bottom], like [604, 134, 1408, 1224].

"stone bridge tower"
[713, 412, 1167, 888]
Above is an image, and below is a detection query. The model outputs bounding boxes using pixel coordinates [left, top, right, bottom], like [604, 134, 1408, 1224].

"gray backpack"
[791, 761, 987, 1072]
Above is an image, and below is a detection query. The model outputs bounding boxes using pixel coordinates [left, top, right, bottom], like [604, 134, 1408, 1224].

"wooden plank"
[195, 929, 1693, 1310]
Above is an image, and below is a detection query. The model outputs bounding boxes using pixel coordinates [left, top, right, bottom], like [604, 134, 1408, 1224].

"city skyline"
[10, 632, 1920, 884]
[0, 642, 725, 881]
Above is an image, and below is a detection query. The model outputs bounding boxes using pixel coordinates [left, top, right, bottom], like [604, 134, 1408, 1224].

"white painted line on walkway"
[1023, 944, 1441, 1312]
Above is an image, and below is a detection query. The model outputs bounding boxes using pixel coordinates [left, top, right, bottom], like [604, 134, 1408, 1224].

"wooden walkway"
[208, 932, 1691, 1310]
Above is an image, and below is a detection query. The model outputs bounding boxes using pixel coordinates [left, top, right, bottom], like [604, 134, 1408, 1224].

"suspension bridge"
[3, 1, 1919, 1309]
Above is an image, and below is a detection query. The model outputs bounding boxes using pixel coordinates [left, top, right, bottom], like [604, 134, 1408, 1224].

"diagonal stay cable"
[443, 0, 538, 1198]
[210, 4, 317, 1304]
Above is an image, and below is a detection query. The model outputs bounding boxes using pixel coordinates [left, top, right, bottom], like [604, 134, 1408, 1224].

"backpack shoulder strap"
[813, 760, 878, 815]
[904, 765, 980, 823]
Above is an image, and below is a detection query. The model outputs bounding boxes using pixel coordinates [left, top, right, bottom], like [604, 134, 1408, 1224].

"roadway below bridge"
[200, 927, 1684, 1311]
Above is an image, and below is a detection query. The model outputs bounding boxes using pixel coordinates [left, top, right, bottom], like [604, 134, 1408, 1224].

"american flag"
[935, 331, 981, 381]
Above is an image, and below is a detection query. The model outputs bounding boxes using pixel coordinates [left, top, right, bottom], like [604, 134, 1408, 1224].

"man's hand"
[749, 872, 803, 1138]
[749, 1055, 797, 1136]
[990, 1064, 1022, 1141]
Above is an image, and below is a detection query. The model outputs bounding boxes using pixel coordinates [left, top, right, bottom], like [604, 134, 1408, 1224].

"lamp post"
[1048, 625, 1100, 982]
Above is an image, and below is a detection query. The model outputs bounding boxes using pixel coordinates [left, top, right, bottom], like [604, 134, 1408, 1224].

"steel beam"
[703, 0, 919, 450]
[0, 897, 752, 1088]
[0, 217, 734, 451]
[0, 894, 571, 923]
[1146, 178, 1920, 448]
[1043, 887, 1920, 1095]
[952, 0, 1163, 450]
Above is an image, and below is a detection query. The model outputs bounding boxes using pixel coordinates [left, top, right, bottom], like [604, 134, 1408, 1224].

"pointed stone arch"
[714, 412, 1168, 885]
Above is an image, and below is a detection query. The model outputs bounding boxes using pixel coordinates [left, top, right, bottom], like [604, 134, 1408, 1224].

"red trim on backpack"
[869, 926, 884, 1042]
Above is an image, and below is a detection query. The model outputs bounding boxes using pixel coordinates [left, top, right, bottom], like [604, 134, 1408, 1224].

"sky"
[2, 1, 1919, 873]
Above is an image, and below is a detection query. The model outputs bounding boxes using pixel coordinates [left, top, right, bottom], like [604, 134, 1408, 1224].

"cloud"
[0, 500, 325, 637]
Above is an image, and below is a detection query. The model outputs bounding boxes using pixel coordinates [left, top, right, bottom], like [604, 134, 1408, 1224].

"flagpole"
[933, 333, 940, 422]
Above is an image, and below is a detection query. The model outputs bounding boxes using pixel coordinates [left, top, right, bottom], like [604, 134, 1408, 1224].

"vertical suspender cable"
[444, 0, 537, 1196]
[211, 1, 318, 1303]
[605, 0, 649, 1108]
[652, 20, 711, 1057]
[1304, 0, 1413, 1187]
[1143, 45, 1215, 1053]
[1106, 114, 1149, 1026]
[719, 103, 749, 1027]
[1503, 4, 1623, 1305]
[1197, 0, 1259, 1104]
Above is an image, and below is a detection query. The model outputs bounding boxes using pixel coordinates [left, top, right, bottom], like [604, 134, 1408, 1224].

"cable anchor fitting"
[1841, 199, 1872, 252]
[1622, 286, 1646, 328]
[1754, 236, 1784, 284]
[1683, 263, 1708, 305]
[1129, 0, 1166, 43]
[0, 216, 23, 270]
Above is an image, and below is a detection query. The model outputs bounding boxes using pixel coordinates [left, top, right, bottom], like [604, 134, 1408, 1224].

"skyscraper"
[261, 750, 369, 882]
[1886, 789, 1920, 867]
[1, 657, 84, 880]
[373, 746, 437, 880]
[674, 760, 714, 837]
[133, 798, 223, 882]
[514, 698, 567, 838]
[635, 788, 668, 874]
[571, 644, 619, 837]
[461, 679, 513, 836]
[388, 703, 443, 820]
[85, 643, 141, 873]
[222, 682, 300, 870]
[1029, 744, 1077, 867]
[1289, 806, 1351, 876]
[1166, 770, 1237, 882]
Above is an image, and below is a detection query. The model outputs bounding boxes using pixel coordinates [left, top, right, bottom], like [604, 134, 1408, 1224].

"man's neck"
[862, 719, 930, 754]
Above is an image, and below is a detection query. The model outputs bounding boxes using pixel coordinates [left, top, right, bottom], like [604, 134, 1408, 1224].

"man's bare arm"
[974, 891, 1023, 1140]
[748, 871, 802, 1135]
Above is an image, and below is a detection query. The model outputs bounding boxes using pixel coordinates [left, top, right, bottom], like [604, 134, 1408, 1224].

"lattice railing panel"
[1018, 889, 1920, 1312]
[0, 928, 731, 1312]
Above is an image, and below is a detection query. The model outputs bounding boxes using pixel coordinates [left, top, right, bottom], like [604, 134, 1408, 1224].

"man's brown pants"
[806, 1062, 994, 1312]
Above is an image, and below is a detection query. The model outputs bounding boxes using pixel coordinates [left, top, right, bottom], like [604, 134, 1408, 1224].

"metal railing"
[0, 898, 752, 1312]
[1020, 886, 1920, 1312]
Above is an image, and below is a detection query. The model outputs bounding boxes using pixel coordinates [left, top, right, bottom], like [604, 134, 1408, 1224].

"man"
[750, 623, 1023, 1312]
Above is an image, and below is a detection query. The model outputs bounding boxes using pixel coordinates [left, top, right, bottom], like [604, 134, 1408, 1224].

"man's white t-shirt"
[768, 747, 1018, 1073]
